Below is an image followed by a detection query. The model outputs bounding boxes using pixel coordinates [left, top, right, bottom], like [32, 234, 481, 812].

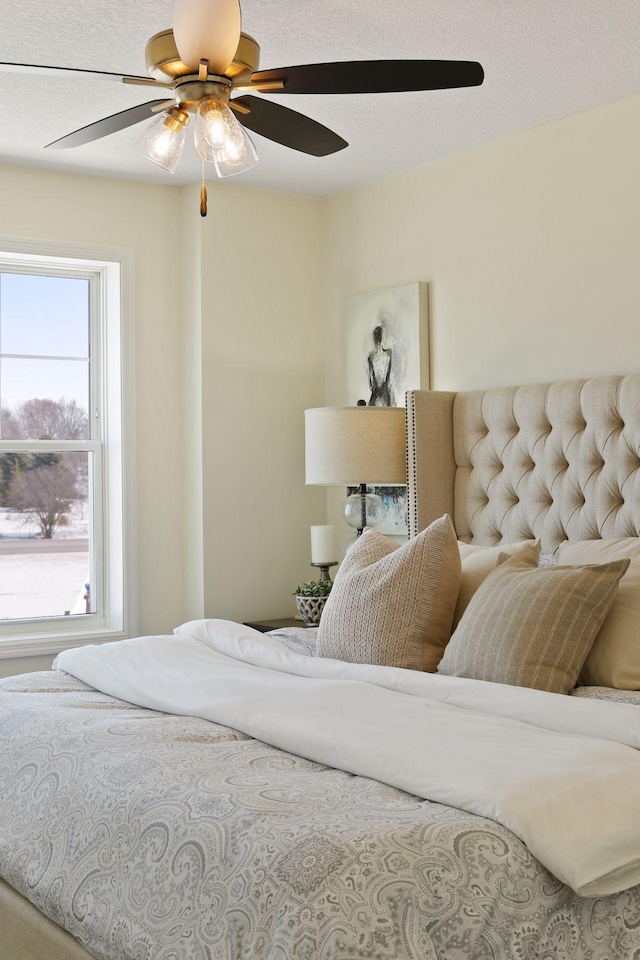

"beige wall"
[323, 91, 640, 401]
[180, 184, 206, 621]
[0, 653, 55, 676]
[0, 168, 326, 677]
[0, 166, 185, 678]
[192, 182, 326, 623]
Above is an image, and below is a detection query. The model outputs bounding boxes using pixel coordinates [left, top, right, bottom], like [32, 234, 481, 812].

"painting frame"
[344, 282, 429, 409]
[344, 282, 429, 538]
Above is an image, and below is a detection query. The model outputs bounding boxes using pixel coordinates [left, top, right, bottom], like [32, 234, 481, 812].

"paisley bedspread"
[1, 634, 639, 960]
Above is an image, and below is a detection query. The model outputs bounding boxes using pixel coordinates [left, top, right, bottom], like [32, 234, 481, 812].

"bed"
[2, 372, 640, 960]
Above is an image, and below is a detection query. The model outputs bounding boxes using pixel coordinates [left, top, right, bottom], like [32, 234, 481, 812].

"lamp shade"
[305, 406, 406, 486]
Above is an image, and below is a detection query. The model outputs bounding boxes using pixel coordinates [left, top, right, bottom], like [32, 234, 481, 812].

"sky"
[0, 272, 91, 608]
[0, 272, 89, 411]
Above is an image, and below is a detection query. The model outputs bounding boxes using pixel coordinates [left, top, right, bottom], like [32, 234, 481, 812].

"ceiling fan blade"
[45, 100, 174, 149]
[251, 60, 484, 95]
[173, 0, 241, 73]
[233, 96, 347, 157]
[0, 60, 152, 83]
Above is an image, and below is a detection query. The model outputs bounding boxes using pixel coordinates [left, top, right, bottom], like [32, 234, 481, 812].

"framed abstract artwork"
[344, 282, 429, 538]
[344, 282, 429, 408]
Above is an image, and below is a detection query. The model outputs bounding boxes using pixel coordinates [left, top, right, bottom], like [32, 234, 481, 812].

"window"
[0, 240, 135, 658]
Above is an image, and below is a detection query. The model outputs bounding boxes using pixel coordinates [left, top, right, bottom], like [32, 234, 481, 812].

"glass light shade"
[194, 98, 259, 176]
[134, 110, 189, 174]
[214, 128, 259, 177]
[173, 0, 241, 73]
[343, 492, 386, 531]
[194, 97, 237, 161]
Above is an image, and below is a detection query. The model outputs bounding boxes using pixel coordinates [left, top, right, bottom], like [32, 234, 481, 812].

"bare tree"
[7, 460, 79, 539]
[0, 399, 89, 510]
[2, 398, 88, 440]
[0, 407, 20, 439]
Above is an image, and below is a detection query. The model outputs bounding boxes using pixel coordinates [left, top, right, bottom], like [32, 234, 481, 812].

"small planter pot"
[295, 595, 328, 626]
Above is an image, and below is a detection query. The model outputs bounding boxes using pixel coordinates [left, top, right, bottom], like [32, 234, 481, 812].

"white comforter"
[55, 619, 640, 898]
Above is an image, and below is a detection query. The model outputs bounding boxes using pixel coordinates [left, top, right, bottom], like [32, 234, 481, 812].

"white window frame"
[0, 237, 137, 659]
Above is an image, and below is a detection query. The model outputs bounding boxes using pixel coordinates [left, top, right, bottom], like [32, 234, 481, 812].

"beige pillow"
[557, 538, 640, 689]
[438, 557, 629, 694]
[455, 540, 541, 627]
[317, 515, 461, 671]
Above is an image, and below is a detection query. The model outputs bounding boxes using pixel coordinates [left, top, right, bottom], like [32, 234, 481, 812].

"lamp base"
[343, 484, 386, 535]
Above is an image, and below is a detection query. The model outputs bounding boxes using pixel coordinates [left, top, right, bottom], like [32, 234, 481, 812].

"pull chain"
[200, 158, 208, 217]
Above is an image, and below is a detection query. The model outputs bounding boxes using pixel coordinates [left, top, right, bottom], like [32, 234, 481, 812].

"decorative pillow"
[438, 557, 630, 694]
[316, 515, 461, 671]
[557, 539, 640, 689]
[454, 540, 541, 627]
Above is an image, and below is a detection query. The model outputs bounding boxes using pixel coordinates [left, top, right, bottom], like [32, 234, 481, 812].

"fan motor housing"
[174, 79, 232, 111]
[145, 30, 260, 83]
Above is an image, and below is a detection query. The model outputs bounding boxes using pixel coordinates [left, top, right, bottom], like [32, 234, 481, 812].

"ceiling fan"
[0, 0, 484, 215]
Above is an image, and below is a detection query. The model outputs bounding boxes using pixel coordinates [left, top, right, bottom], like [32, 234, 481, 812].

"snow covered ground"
[0, 547, 88, 621]
[0, 506, 90, 621]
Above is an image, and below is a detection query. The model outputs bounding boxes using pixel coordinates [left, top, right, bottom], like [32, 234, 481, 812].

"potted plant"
[293, 579, 333, 626]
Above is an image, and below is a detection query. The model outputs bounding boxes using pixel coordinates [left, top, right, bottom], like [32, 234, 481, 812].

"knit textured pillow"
[438, 557, 630, 694]
[316, 514, 461, 671]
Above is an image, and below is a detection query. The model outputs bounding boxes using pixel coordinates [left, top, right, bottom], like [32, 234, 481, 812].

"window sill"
[0, 627, 132, 661]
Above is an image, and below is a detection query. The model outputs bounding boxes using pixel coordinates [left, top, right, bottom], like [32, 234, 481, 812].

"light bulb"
[213, 128, 259, 178]
[134, 108, 189, 174]
[150, 129, 176, 161]
[194, 97, 260, 178]
[194, 97, 245, 164]
[203, 103, 230, 148]
[222, 134, 246, 165]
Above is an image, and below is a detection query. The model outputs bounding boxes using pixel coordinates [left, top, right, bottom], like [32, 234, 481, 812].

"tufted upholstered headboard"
[406, 374, 640, 553]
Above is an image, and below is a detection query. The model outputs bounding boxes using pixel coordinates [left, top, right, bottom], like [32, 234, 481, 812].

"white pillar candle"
[310, 525, 336, 564]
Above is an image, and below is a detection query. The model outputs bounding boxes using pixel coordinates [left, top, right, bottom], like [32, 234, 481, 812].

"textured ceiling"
[0, 0, 639, 198]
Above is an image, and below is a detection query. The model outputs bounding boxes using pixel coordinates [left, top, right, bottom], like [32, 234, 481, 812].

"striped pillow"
[454, 539, 541, 628]
[438, 557, 630, 693]
[317, 515, 461, 671]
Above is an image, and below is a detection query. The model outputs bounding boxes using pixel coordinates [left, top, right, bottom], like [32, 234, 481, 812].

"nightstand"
[243, 617, 306, 634]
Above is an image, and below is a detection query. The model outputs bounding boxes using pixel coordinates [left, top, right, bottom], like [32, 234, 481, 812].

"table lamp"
[305, 406, 407, 536]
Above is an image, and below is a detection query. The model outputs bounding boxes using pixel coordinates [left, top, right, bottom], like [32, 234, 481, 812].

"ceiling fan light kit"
[193, 95, 259, 177]
[133, 105, 190, 174]
[194, 96, 235, 162]
[0, 0, 484, 215]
